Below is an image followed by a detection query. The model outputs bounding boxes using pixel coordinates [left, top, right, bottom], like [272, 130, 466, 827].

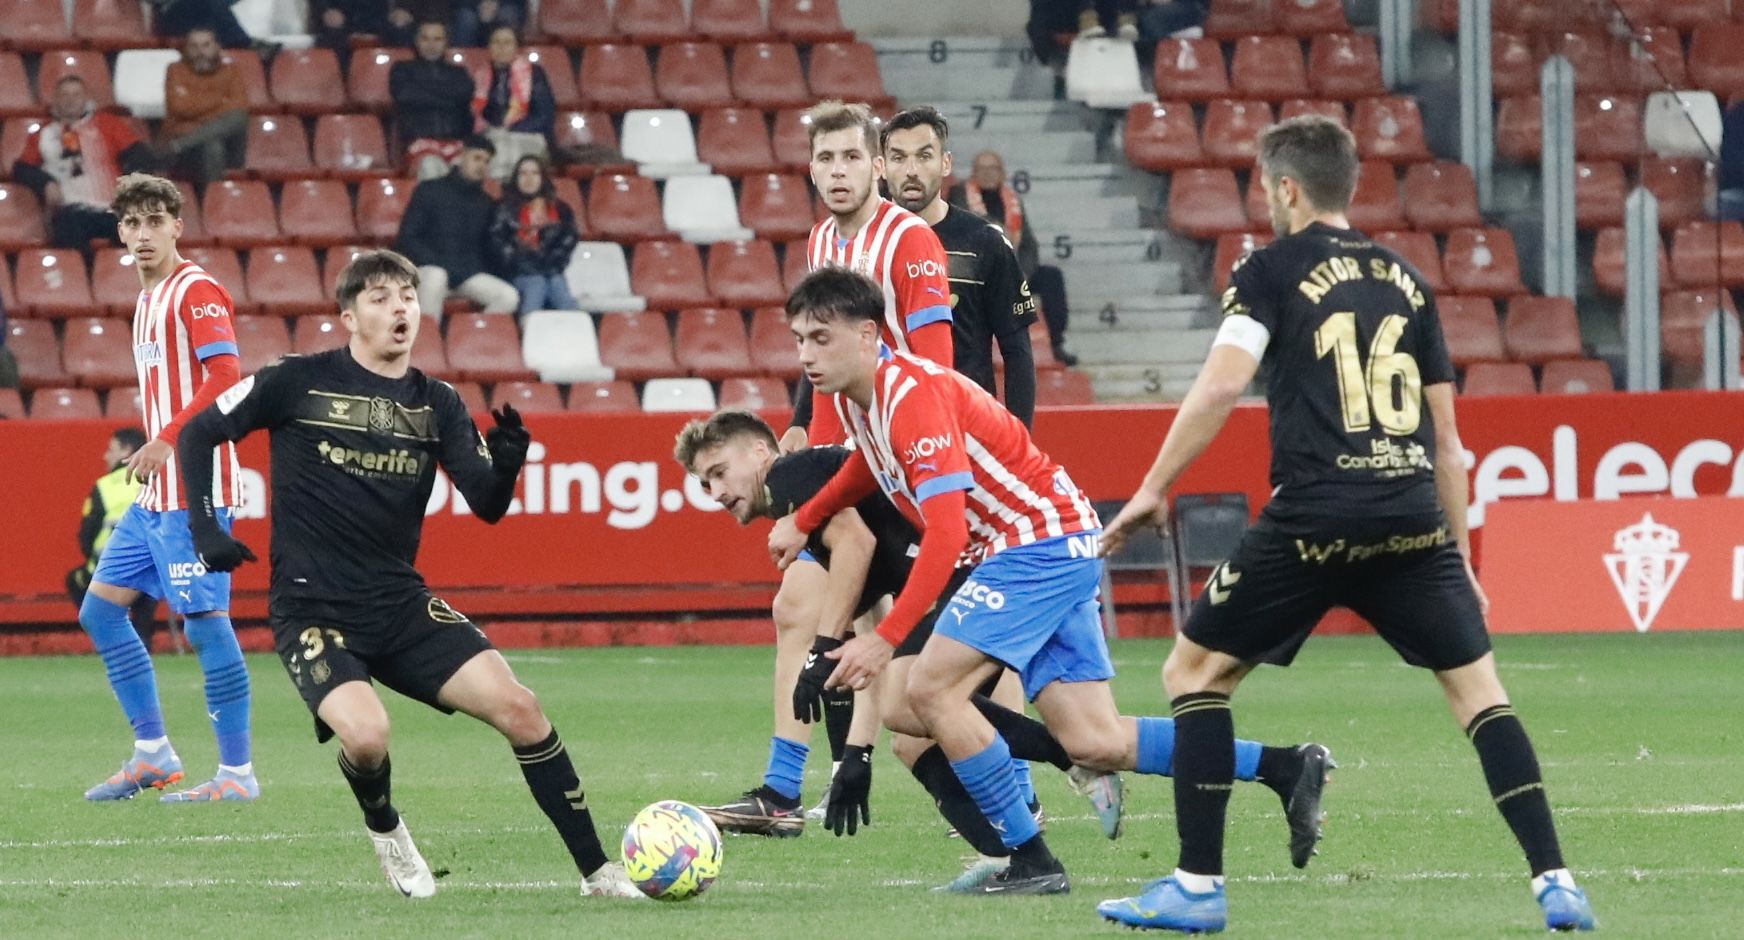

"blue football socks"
[950, 736, 1038, 849]
[79, 593, 166, 741]
[763, 736, 808, 801]
[183, 614, 252, 768]
[1136, 716, 1265, 780]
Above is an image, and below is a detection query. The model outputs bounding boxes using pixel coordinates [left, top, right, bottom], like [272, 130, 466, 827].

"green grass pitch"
[1, 633, 1738, 937]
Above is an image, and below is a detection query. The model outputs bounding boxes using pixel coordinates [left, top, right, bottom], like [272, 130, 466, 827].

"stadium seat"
[1614, 27, 1684, 93]
[246, 247, 328, 316]
[1243, 171, 1271, 230]
[1063, 35, 1150, 110]
[1460, 362, 1536, 396]
[1167, 168, 1250, 240]
[1661, 289, 1739, 365]
[526, 46, 579, 110]
[1279, 99, 1347, 126]
[1401, 161, 1481, 232]
[320, 244, 371, 293]
[90, 248, 141, 314]
[1493, 0, 1563, 31]
[1644, 91, 1721, 161]
[781, 238, 810, 292]
[1591, 226, 1669, 297]
[1495, 95, 1541, 162]
[355, 178, 414, 244]
[589, 173, 672, 241]
[104, 386, 141, 419]
[269, 48, 344, 117]
[113, 49, 182, 120]
[183, 247, 249, 309]
[447, 313, 536, 383]
[491, 380, 566, 414]
[614, 0, 690, 43]
[279, 179, 360, 248]
[1200, 99, 1273, 169]
[1203, 0, 1271, 39]
[14, 248, 92, 318]
[347, 48, 410, 112]
[233, 315, 292, 375]
[1491, 31, 1538, 98]
[663, 175, 754, 243]
[1371, 230, 1447, 292]
[551, 178, 590, 237]
[1662, 0, 1727, 29]
[1541, 30, 1616, 93]
[567, 241, 646, 311]
[409, 329, 454, 379]
[73, 0, 151, 50]
[1573, 161, 1627, 230]
[1351, 96, 1431, 162]
[1212, 231, 1272, 294]
[1035, 369, 1095, 406]
[38, 50, 112, 105]
[242, 115, 314, 182]
[632, 241, 713, 310]
[717, 375, 788, 410]
[6, 0, 71, 52]
[0, 183, 47, 251]
[656, 43, 735, 111]
[1689, 23, 1744, 100]
[1540, 358, 1614, 394]
[1640, 157, 1707, 229]
[1230, 36, 1305, 101]
[203, 180, 281, 249]
[521, 310, 614, 383]
[293, 313, 345, 354]
[538, 0, 617, 44]
[1308, 33, 1384, 100]
[749, 305, 801, 378]
[567, 380, 641, 412]
[707, 239, 785, 308]
[732, 42, 812, 110]
[770, 107, 816, 170]
[1437, 296, 1506, 366]
[61, 316, 134, 388]
[29, 387, 102, 419]
[1443, 227, 1526, 297]
[7, 319, 67, 387]
[313, 114, 392, 180]
[0, 54, 34, 118]
[580, 44, 662, 112]
[807, 42, 892, 110]
[693, 0, 768, 42]
[1153, 38, 1230, 102]
[0, 387, 21, 419]
[1670, 221, 1744, 288]
[598, 310, 679, 381]
[1502, 295, 1583, 363]
[555, 111, 632, 179]
[675, 307, 757, 379]
[1346, 161, 1404, 232]
[445, 48, 488, 75]
[1123, 101, 1204, 172]
[740, 173, 816, 241]
[698, 108, 780, 176]
[768, 0, 852, 42]
[447, 379, 488, 413]
[619, 109, 708, 178]
[220, 49, 270, 112]
[641, 376, 717, 412]
[1276, 0, 1348, 35]
[1575, 95, 1643, 162]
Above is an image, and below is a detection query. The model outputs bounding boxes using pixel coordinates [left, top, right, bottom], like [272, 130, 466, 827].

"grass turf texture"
[1, 633, 1738, 937]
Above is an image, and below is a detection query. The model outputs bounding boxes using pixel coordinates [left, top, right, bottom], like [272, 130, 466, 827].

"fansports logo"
[905, 259, 943, 279]
[901, 434, 952, 465]
[189, 302, 229, 319]
[1604, 513, 1688, 633]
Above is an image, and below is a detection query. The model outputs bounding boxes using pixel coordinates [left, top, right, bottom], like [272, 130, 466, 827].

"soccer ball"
[620, 800, 723, 901]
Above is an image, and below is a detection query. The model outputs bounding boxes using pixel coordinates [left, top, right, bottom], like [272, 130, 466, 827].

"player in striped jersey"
[80, 173, 257, 803]
[770, 269, 1332, 895]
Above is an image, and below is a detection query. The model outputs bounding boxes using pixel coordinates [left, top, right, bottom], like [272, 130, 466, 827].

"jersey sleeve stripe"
[195, 340, 239, 360]
[904, 304, 953, 332]
[915, 471, 975, 502]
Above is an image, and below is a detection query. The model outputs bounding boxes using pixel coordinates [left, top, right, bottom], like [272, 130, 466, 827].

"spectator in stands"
[392, 20, 477, 180]
[12, 77, 157, 250]
[153, 0, 265, 51]
[471, 25, 555, 179]
[489, 154, 580, 315]
[396, 134, 520, 317]
[951, 149, 1078, 365]
[1136, 0, 1209, 42]
[68, 428, 161, 651]
[452, 0, 523, 49]
[312, 0, 420, 52]
[1720, 101, 1744, 222]
[0, 290, 14, 391]
[157, 28, 249, 185]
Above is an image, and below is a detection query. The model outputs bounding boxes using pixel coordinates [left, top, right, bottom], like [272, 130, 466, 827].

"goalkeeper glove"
[825, 744, 872, 836]
[791, 635, 844, 723]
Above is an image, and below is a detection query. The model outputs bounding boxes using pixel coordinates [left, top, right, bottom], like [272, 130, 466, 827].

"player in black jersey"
[883, 106, 1039, 427]
[175, 250, 644, 901]
[1098, 116, 1594, 933]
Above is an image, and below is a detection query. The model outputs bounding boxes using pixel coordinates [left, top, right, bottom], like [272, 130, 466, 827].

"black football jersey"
[932, 204, 1039, 424]
[765, 446, 919, 616]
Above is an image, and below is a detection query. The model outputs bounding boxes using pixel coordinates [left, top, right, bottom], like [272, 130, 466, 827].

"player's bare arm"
[1425, 382, 1487, 614]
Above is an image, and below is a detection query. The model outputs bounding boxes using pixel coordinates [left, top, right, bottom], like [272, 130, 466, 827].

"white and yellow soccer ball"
[620, 800, 724, 900]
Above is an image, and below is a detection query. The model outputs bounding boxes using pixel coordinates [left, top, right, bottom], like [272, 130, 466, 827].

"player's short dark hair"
[673, 410, 778, 471]
[806, 99, 880, 157]
[336, 249, 420, 311]
[882, 106, 949, 151]
[785, 267, 883, 326]
[111, 173, 183, 221]
[461, 133, 495, 156]
[112, 427, 146, 452]
[1257, 115, 1360, 213]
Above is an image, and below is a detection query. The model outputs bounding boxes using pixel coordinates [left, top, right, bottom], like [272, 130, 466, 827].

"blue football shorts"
[91, 504, 235, 615]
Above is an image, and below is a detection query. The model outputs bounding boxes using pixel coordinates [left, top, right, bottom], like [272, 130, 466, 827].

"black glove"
[825, 744, 872, 836]
[486, 403, 530, 469]
[792, 635, 844, 723]
[193, 525, 256, 573]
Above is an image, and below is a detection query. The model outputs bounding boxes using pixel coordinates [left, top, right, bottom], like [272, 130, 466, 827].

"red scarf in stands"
[965, 183, 1025, 243]
[517, 198, 554, 250]
[472, 57, 533, 131]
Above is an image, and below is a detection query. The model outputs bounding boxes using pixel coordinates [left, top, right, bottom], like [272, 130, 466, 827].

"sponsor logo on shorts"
[957, 579, 1007, 610]
[167, 561, 208, 580]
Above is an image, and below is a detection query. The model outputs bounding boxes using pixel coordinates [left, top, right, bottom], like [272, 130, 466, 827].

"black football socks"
[515, 728, 610, 876]
[1467, 704, 1566, 875]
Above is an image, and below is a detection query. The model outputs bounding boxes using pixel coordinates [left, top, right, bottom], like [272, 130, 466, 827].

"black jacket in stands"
[489, 198, 580, 278]
[388, 57, 475, 143]
[395, 169, 499, 285]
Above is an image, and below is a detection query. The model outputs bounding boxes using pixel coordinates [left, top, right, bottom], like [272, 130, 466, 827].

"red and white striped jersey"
[806, 197, 952, 353]
[132, 259, 243, 511]
[832, 350, 1099, 563]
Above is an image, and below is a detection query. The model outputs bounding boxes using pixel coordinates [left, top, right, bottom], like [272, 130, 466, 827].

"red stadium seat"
[733, 42, 812, 110]
[491, 380, 566, 413]
[740, 173, 816, 241]
[1661, 289, 1739, 365]
[580, 44, 662, 112]
[1573, 161, 1627, 230]
[233, 315, 292, 375]
[29, 387, 102, 419]
[447, 313, 536, 383]
[0, 183, 47, 251]
[1230, 36, 1306, 101]
[7, 0, 72, 52]
[1640, 158, 1707, 230]
[242, 114, 313, 182]
[1212, 231, 1272, 294]
[91, 247, 141, 314]
[1437, 296, 1506, 366]
[781, 239, 810, 291]
[1123, 100, 1204, 172]
[280, 179, 361, 248]
[444, 48, 487, 74]
[14, 248, 92, 318]
[1443, 227, 1526, 297]
[1613, 27, 1683, 92]
[1351, 96, 1430, 162]
[1203, 0, 1272, 39]
[656, 42, 735, 111]
[698, 108, 779, 176]
[1346, 161, 1404, 232]
[62, 316, 134, 387]
[6, 319, 67, 387]
[246, 246, 328, 316]
[597, 310, 679, 381]
[321, 244, 372, 293]
[1309, 33, 1384, 100]
[1491, 31, 1538, 98]
[1493, 0, 1562, 31]
[524, 46, 579, 110]
[1502, 295, 1583, 363]
[355, 178, 415, 244]
[1401, 161, 1481, 232]
[313, 114, 392, 180]
[72, 0, 151, 50]
[1243, 171, 1271, 229]
[1662, 0, 1726, 30]
[1591, 226, 1669, 297]
[807, 42, 891, 109]
[0, 387, 21, 419]
[749, 305, 800, 378]
[269, 48, 344, 117]
[1153, 38, 1230, 102]
[589, 173, 671, 242]
[632, 241, 712, 310]
[1168, 168, 1250, 240]
[1540, 359, 1614, 394]
[555, 111, 631, 178]
[1035, 369, 1095, 406]
[409, 332, 454, 380]
[567, 379, 642, 412]
[1670, 221, 1744, 288]
[0, 55, 35, 118]
[1279, 99, 1347, 127]
[1276, 0, 1348, 35]
[675, 307, 757, 379]
[220, 49, 270, 112]
[293, 313, 345, 353]
[1575, 95, 1643, 162]
[550, 178, 590, 237]
[104, 386, 141, 419]
[614, 0, 691, 44]
[203, 180, 281, 249]
[718, 375, 788, 410]
[3, 118, 42, 171]
[768, 0, 852, 43]
[539, 0, 618, 44]
[347, 48, 410, 112]
[447, 379, 488, 413]
[1689, 23, 1744, 100]
[707, 239, 786, 308]
[38, 50, 112, 105]
[1371, 230, 1447, 293]
[1539, 30, 1616, 93]
[1460, 362, 1536, 397]
[693, 0, 769, 42]
[770, 107, 815, 170]
[1200, 99, 1272, 169]
[1495, 95, 1541, 162]
[183, 246, 250, 310]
